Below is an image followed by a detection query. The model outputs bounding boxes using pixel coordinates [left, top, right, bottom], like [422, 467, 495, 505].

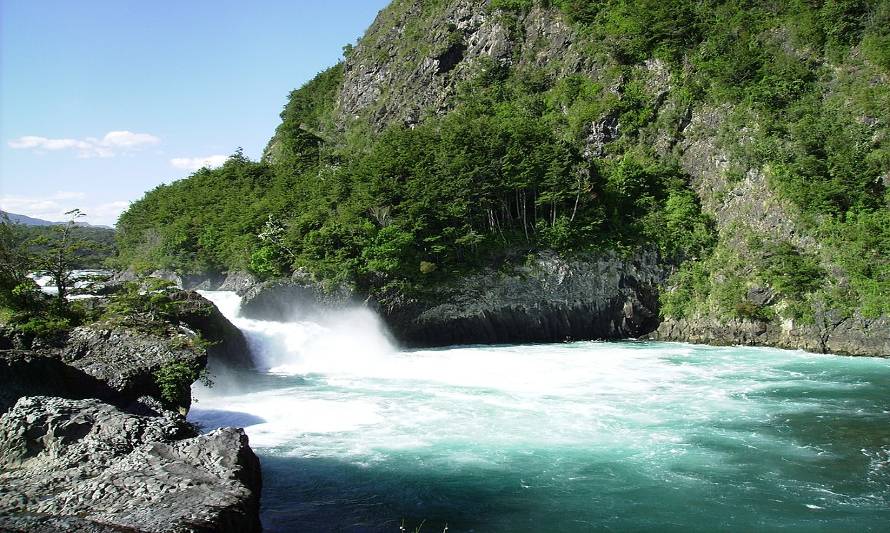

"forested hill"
[117, 0, 889, 336]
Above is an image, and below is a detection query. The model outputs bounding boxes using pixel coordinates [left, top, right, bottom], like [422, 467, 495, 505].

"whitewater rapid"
[190, 290, 890, 532]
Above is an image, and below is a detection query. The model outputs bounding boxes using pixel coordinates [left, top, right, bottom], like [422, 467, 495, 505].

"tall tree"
[31, 209, 90, 306]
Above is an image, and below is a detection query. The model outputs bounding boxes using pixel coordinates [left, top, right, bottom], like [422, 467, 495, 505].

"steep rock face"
[384, 249, 669, 346]
[0, 396, 261, 533]
[676, 105, 817, 250]
[653, 102, 889, 356]
[237, 250, 668, 347]
[336, 0, 594, 131]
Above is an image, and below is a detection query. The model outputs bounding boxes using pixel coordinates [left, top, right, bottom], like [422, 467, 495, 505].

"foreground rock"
[1, 288, 253, 414]
[0, 286, 264, 530]
[0, 396, 261, 533]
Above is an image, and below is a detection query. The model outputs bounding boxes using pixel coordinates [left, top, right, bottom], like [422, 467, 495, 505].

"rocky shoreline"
[650, 314, 890, 357]
[174, 255, 887, 357]
[0, 285, 262, 532]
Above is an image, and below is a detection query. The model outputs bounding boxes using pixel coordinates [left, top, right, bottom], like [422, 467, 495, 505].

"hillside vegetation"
[116, 0, 889, 327]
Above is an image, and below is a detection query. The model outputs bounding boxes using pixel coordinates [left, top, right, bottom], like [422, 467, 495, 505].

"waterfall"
[198, 290, 396, 376]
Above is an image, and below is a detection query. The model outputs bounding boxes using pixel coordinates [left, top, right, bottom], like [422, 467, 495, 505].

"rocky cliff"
[651, 314, 890, 357]
[236, 250, 669, 347]
[266, 0, 887, 356]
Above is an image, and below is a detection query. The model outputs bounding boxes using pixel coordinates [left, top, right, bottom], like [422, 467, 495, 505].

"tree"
[0, 212, 32, 307]
[30, 209, 91, 306]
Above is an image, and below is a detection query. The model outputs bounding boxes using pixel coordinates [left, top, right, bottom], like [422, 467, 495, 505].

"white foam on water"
[191, 290, 889, 470]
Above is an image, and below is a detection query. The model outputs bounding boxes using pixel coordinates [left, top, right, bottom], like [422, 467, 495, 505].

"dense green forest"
[116, 0, 889, 323]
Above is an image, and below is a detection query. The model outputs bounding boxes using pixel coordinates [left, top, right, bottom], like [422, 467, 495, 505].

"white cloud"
[101, 131, 160, 148]
[1, 192, 128, 227]
[7, 130, 160, 158]
[170, 154, 228, 171]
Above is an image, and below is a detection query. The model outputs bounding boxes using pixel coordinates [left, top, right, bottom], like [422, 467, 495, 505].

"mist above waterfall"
[199, 290, 396, 377]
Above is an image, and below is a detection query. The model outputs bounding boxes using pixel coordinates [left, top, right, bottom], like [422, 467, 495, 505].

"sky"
[0, 0, 390, 226]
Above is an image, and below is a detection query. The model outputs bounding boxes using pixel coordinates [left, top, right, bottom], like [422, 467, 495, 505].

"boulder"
[240, 275, 354, 322]
[62, 324, 206, 412]
[0, 396, 261, 533]
[169, 290, 253, 369]
[218, 270, 260, 295]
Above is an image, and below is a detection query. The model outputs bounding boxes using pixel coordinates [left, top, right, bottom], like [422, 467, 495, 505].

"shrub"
[154, 362, 202, 407]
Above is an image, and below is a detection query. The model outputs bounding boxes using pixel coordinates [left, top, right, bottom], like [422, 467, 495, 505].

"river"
[189, 290, 890, 532]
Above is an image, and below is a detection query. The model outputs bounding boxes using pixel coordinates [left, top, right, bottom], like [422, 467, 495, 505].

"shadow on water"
[257, 443, 890, 533]
[259, 454, 532, 533]
[188, 408, 266, 430]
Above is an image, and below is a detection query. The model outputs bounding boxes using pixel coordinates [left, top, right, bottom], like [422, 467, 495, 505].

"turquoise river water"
[190, 291, 890, 532]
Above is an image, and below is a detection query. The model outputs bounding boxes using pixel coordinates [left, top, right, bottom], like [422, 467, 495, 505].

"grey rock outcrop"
[218, 270, 260, 295]
[111, 270, 234, 292]
[383, 249, 670, 346]
[677, 105, 817, 251]
[61, 324, 206, 412]
[0, 396, 261, 533]
[652, 314, 890, 357]
[334, 0, 594, 132]
[1, 289, 253, 414]
[169, 290, 253, 369]
[240, 274, 354, 322]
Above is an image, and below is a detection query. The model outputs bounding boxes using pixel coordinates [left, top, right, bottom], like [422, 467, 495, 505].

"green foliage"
[0, 213, 93, 342]
[489, 0, 534, 12]
[102, 279, 180, 325]
[113, 43, 715, 300]
[249, 245, 286, 278]
[115, 152, 277, 273]
[8, 281, 47, 313]
[18, 225, 116, 269]
[271, 64, 343, 175]
[755, 241, 825, 300]
[154, 361, 202, 406]
[115, 0, 888, 326]
[822, 209, 890, 317]
[0, 215, 29, 304]
[14, 315, 72, 339]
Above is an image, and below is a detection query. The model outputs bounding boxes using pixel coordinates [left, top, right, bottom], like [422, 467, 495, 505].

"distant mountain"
[2, 211, 57, 226]
[1, 211, 113, 229]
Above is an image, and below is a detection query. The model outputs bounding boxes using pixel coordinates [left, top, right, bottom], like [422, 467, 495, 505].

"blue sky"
[0, 0, 389, 226]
